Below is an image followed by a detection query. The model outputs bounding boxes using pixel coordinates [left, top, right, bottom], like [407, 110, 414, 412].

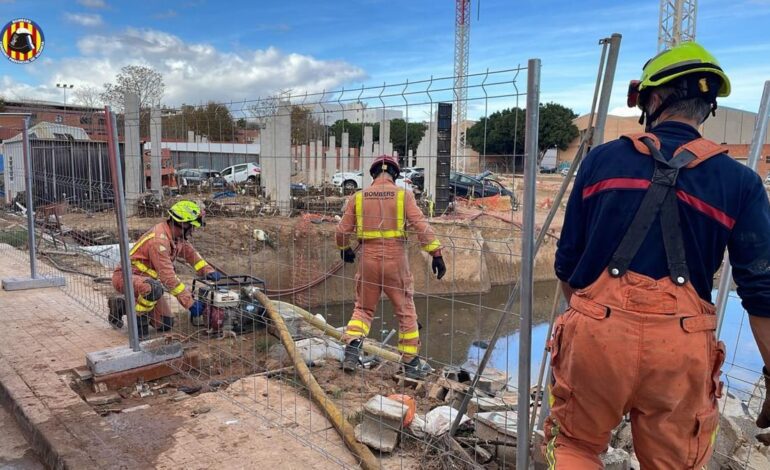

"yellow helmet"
[627, 42, 730, 129]
[168, 200, 204, 227]
[637, 42, 730, 97]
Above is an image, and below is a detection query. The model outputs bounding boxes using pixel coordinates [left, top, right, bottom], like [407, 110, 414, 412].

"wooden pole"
[249, 289, 380, 470]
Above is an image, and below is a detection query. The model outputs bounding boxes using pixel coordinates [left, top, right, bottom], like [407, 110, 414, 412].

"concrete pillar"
[150, 107, 162, 200]
[408, 149, 414, 167]
[362, 126, 373, 187]
[263, 102, 292, 215]
[373, 143, 380, 158]
[261, 116, 275, 198]
[341, 132, 350, 172]
[315, 139, 323, 185]
[427, 121, 438, 201]
[123, 92, 141, 216]
[379, 119, 390, 156]
[187, 130, 195, 143]
[326, 135, 337, 180]
[275, 103, 292, 214]
[309, 141, 317, 186]
[300, 144, 306, 174]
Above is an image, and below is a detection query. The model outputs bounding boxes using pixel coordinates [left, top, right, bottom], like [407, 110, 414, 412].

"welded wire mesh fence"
[139, 66, 540, 468]
[0, 64, 543, 467]
[0, 110, 125, 321]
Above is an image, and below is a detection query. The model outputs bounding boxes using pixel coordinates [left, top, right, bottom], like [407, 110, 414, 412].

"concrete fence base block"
[2, 276, 66, 291]
[86, 338, 183, 376]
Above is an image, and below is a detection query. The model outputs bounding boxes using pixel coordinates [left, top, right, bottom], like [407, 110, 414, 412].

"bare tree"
[100, 65, 165, 110]
[73, 85, 103, 108]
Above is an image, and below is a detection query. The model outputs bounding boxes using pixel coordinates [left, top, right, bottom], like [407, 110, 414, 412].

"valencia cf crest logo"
[1, 18, 45, 63]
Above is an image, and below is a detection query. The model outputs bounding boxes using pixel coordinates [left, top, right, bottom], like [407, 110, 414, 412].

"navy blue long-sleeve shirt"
[555, 121, 770, 317]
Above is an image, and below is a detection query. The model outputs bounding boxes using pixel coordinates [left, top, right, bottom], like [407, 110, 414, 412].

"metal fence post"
[106, 106, 141, 351]
[517, 57, 541, 470]
[715, 80, 770, 336]
[22, 117, 38, 278]
[593, 33, 622, 146]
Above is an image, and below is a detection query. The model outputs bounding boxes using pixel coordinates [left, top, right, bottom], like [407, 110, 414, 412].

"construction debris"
[354, 395, 409, 452]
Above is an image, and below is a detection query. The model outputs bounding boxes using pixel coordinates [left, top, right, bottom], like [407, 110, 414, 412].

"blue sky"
[1, 0, 769, 119]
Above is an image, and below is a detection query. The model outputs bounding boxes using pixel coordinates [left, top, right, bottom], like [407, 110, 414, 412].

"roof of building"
[2, 98, 102, 112]
[4, 121, 92, 143]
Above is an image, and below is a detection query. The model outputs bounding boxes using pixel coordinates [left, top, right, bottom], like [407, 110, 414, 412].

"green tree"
[330, 120, 362, 149]
[466, 102, 578, 157]
[291, 105, 326, 144]
[390, 119, 427, 157]
[163, 102, 236, 142]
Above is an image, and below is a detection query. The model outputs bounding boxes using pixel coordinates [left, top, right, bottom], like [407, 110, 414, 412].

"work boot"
[402, 356, 432, 380]
[757, 367, 770, 428]
[136, 315, 150, 341]
[107, 296, 125, 329]
[342, 339, 362, 372]
[155, 316, 175, 332]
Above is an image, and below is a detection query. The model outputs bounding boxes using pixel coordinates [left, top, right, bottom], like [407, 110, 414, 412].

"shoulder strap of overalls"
[608, 135, 704, 285]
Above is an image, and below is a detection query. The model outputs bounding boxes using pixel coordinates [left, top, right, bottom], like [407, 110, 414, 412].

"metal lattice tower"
[658, 0, 697, 51]
[454, 0, 470, 170]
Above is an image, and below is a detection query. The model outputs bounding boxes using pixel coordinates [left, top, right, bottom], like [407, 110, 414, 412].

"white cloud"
[609, 106, 641, 117]
[64, 13, 104, 27]
[77, 0, 106, 8]
[153, 9, 178, 20]
[16, 28, 366, 109]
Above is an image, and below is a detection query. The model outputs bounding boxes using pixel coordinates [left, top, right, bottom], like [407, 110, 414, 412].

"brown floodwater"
[305, 280, 561, 384]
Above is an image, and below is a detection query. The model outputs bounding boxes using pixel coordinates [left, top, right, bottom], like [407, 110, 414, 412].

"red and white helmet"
[369, 155, 400, 179]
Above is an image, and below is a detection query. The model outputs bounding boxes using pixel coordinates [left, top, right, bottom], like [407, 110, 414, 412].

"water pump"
[190, 275, 267, 336]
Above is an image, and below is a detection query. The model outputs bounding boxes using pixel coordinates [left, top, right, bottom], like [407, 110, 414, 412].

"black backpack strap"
[607, 137, 695, 285]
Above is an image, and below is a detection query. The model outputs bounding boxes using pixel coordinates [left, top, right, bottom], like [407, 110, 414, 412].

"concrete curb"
[0, 357, 66, 469]
[0, 355, 144, 469]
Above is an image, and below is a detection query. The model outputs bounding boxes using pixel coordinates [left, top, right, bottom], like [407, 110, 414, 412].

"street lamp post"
[56, 83, 74, 107]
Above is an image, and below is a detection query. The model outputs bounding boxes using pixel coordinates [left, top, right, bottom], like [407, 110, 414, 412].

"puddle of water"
[313, 281, 559, 375]
[719, 291, 764, 399]
[311, 284, 764, 397]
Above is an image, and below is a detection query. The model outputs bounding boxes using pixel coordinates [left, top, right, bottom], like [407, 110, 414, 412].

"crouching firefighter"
[546, 42, 770, 469]
[110, 200, 223, 339]
[336, 155, 447, 379]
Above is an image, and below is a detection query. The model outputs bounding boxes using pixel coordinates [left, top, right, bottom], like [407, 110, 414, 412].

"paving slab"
[0, 245, 359, 469]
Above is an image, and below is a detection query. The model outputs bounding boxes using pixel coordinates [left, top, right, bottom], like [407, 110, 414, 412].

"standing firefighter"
[336, 155, 447, 379]
[111, 200, 222, 339]
[547, 42, 770, 469]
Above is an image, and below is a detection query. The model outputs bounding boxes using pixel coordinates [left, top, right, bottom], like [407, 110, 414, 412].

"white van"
[221, 163, 261, 184]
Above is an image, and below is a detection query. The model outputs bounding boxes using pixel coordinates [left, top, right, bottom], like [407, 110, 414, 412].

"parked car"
[177, 168, 226, 189]
[402, 167, 425, 181]
[558, 161, 577, 177]
[539, 148, 558, 173]
[331, 171, 413, 191]
[450, 171, 513, 199]
[221, 163, 261, 184]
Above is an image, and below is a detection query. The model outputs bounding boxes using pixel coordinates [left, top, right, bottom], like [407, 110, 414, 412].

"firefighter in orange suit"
[111, 200, 222, 339]
[336, 155, 446, 379]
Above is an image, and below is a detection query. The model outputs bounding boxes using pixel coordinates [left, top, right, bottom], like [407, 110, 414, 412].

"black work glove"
[341, 247, 356, 264]
[757, 367, 770, 428]
[432, 255, 446, 280]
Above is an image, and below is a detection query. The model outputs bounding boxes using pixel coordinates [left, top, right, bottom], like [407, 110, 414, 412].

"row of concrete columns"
[125, 96, 439, 216]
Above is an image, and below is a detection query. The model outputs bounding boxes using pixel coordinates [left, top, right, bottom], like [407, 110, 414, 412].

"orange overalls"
[336, 176, 441, 360]
[112, 221, 214, 326]
[544, 134, 727, 469]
